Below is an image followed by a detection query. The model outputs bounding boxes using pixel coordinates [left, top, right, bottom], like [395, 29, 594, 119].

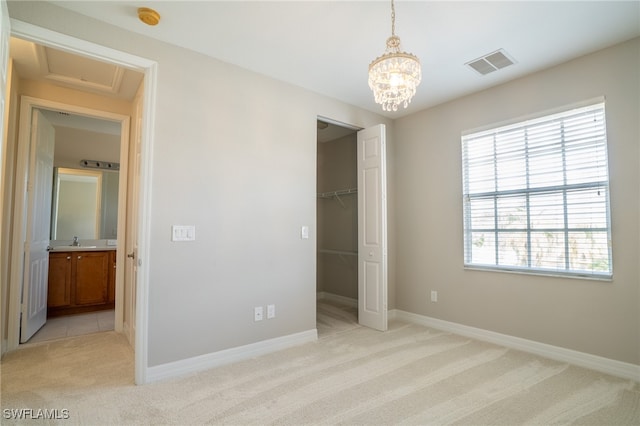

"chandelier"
[368, 0, 421, 112]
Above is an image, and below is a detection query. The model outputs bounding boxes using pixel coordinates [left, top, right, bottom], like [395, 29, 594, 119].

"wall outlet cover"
[254, 306, 264, 322]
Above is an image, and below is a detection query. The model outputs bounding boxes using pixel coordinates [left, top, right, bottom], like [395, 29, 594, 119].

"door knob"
[127, 252, 136, 259]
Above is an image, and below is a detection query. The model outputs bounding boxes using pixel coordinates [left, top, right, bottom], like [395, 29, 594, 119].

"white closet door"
[357, 124, 387, 331]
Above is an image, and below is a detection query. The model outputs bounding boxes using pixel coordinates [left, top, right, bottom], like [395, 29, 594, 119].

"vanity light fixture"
[80, 159, 120, 171]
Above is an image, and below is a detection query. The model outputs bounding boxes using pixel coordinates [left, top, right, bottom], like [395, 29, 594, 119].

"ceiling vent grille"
[466, 49, 515, 75]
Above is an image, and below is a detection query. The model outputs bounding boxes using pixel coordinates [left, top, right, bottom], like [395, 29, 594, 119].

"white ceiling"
[22, 1, 640, 118]
[9, 36, 143, 101]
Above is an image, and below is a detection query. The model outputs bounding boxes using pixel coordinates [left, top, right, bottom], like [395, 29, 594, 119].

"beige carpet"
[2, 303, 639, 425]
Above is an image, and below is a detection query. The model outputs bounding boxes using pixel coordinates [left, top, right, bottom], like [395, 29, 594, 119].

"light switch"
[172, 225, 196, 241]
[301, 225, 309, 239]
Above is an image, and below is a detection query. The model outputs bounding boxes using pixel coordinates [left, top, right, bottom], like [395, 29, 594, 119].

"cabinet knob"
[66, 256, 71, 260]
[77, 256, 82, 260]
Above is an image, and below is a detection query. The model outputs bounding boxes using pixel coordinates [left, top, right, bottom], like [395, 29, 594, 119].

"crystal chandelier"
[368, 0, 421, 112]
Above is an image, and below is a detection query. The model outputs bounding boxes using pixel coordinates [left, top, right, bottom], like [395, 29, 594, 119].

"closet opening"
[316, 118, 360, 336]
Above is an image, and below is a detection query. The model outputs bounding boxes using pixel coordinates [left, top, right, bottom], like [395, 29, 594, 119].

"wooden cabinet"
[108, 250, 116, 303]
[47, 250, 115, 317]
[48, 252, 72, 308]
[74, 252, 109, 305]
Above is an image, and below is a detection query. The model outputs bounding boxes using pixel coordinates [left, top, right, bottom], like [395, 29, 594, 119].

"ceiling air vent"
[466, 49, 515, 76]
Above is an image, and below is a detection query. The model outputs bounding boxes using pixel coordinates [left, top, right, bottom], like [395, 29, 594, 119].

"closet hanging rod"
[317, 188, 357, 199]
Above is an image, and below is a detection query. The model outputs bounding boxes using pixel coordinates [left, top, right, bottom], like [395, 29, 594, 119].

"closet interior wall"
[317, 133, 358, 301]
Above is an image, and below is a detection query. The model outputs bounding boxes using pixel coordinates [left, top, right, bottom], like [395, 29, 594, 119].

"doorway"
[316, 118, 389, 334]
[9, 98, 131, 345]
[3, 20, 157, 384]
[316, 119, 359, 336]
[26, 107, 123, 344]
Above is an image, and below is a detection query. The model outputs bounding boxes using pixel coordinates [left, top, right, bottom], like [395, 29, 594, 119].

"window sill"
[463, 265, 613, 282]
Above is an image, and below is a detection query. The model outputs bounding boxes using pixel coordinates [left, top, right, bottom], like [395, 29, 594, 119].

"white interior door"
[357, 124, 388, 331]
[20, 109, 55, 342]
[124, 92, 143, 344]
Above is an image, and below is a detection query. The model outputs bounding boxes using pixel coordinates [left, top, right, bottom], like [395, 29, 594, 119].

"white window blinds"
[461, 101, 612, 278]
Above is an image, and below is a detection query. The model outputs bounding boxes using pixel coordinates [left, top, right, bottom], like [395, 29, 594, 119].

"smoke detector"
[138, 7, 160, 26]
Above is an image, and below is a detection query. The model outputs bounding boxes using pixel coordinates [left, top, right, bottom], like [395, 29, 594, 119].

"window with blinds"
[461, 101, 612, 278]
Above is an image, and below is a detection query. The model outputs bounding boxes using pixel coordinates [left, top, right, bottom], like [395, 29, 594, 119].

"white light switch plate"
[172, 225, 196, 241]
[301, 225, 309, 239]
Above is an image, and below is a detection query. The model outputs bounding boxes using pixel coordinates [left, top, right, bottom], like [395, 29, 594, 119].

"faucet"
[72, 236, 80, 246]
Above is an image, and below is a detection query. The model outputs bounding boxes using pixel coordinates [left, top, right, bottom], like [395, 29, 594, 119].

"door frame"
[7, 19, 157, 385]
[9, 96, 130, 345]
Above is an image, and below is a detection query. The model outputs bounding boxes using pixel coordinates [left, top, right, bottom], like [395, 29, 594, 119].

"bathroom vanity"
[47, 247, 116, 317]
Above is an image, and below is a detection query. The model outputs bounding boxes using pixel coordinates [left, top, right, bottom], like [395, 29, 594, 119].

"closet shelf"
[318, 248, 358, 256]
[317, 188, 357, 209]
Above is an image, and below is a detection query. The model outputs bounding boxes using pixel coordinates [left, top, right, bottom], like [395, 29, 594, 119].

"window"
[461, 101, 612, 278]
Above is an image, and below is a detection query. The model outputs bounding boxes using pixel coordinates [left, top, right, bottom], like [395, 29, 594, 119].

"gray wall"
[394, 38, 639, 365]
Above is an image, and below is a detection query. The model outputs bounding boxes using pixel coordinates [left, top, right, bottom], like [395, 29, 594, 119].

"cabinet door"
[74, 252, 109, 305]
[48, 252, 72, 307]
[108, 251, 116, 303]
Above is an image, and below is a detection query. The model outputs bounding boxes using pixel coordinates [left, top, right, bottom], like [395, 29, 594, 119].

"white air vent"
[466, 49, 515, 75]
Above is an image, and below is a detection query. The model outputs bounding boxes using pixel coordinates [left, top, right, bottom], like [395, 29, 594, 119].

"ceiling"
[13, 1, 640, 118]
[10, 36, 143, 101]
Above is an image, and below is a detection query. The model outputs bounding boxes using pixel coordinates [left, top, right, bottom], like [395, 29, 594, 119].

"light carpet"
[1, 303, 639, 425]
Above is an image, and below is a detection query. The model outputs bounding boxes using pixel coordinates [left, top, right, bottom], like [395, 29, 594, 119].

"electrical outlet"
[431, 291, 438, 302]
[254, 306, 264, 322]
[267, 304, 276, 319]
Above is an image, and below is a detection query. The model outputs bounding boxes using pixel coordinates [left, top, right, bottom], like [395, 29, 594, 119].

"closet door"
[357, 124, 387, 331]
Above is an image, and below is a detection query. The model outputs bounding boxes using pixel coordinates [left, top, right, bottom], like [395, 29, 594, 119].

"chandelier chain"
[391, 0, 396, 36]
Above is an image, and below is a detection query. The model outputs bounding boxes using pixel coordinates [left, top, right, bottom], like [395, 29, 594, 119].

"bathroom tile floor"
[27, 310, 115, 344]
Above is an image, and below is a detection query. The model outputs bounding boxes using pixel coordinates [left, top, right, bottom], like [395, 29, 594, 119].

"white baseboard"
[317, 292, 358, 308]
[145, 329, 318, 383]
[394, 310, 640, 382]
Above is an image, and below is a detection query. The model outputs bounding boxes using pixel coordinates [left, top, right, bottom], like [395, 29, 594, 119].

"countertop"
[49, 246, 117, 252]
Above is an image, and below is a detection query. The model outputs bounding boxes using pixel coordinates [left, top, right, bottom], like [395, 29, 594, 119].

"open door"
[20, 110, 55, 342]
[357, 124, 387, 331]
[124, 89, 143, 345]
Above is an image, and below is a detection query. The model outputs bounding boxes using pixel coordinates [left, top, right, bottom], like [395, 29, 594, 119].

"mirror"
[51, 168, 119, 240]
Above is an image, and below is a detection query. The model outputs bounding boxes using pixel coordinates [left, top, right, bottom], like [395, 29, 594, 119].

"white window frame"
[461, 99, 613, 279]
